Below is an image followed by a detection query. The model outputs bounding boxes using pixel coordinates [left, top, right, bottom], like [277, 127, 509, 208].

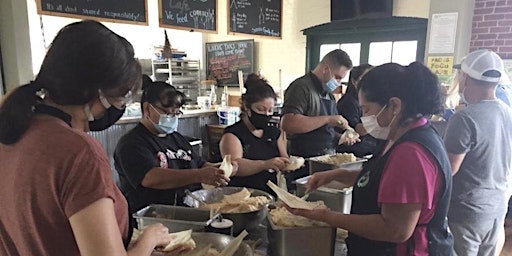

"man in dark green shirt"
[281, 49, 352, 180]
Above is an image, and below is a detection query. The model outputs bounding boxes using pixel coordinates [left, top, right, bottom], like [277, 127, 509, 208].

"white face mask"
[459, 87, 469, 105]
[360, 105, 395, 140]
[84, 104, 95, 121]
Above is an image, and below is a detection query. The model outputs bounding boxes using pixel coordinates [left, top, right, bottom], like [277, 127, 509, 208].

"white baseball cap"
[454, 49, 503, 83]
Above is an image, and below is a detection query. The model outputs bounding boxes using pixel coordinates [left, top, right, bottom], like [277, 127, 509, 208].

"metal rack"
[152, 59, 201, 100]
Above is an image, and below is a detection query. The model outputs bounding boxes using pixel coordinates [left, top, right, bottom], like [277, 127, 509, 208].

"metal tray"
[133, 204, 218, 233]
[293, 176, 353, 213]
[183, 187, 274, 236]
[151, 232, 253, 256]
[265, 205, 336, 256]
[308, 155, 367, 174]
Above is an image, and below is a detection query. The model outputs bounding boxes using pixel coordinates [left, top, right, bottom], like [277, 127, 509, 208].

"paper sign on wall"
[427, 56, 454, 76]
[428, 12, 458, 54]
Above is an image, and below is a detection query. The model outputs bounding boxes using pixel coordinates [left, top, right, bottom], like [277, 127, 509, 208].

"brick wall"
[471, 0, 512, 59]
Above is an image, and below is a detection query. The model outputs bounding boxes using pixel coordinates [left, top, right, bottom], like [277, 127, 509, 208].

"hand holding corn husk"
[339, 127, 360, 145]
[282, 156, 305, 172]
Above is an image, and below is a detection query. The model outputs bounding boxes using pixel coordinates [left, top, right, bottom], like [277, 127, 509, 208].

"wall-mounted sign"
[228, 0, 282, 38]
[37, 0, 148, 25]
[427, 56, 454, 76]
[159, 0, 217, 33]
[206, 39, 254, 86]
[428, 12, 458, 54]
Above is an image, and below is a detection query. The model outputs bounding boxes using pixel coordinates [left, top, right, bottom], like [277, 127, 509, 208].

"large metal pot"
[183, 187, 274, 235]
[152, 232, 253, 256]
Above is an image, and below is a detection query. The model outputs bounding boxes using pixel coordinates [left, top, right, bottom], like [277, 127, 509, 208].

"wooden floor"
[500, 217, 512, 256]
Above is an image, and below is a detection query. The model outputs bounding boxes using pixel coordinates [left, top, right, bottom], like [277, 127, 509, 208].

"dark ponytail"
[0, 20, 141, 144]
[140, 75, 186, 113]
[241, 73, 276, 113]
[403, 62, 443, 119]
[0, 82, 43, 144]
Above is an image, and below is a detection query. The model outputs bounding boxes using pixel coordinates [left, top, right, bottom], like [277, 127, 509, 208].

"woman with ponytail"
[0, 20, 172, 255]
[286, 62, 454, 255]
[219, 74, 290, 195]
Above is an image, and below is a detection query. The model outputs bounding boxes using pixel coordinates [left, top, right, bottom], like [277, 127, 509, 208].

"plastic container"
[210, 84, 217, 106]
[217, 106, 240, 126]
[197, 96, 211, 109]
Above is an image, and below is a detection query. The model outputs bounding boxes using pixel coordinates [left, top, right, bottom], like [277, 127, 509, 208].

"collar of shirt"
[308, 72, 329, 96]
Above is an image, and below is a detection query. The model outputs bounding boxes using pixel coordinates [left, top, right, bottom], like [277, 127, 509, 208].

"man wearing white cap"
[444, 49, 512, 256]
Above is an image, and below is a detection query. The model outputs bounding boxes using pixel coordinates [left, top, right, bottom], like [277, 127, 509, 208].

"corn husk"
[219, 230, 248, 256]
[267, 181, 324, 210]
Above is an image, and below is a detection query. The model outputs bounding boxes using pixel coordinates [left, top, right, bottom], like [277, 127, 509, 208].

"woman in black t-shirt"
[115, 76, 235, 215]
[219, 74, 290, 194]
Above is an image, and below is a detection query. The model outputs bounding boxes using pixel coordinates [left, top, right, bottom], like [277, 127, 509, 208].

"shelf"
[152, 58, 202, 100]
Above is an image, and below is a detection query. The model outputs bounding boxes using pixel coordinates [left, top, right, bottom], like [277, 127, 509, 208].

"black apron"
[34, 104, 134, 248]
[346, 123, 453, 256]
[290, 96, 338, 158]
[287, 97, 338, 184]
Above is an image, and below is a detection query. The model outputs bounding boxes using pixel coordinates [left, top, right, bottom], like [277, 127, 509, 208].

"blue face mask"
[154, 115, 178, 134]
[324, 67, 340, 92]
[150, 105, 179, 134]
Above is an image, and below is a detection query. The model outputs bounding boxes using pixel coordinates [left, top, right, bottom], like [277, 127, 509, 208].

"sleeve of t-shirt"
[378, 142, 439, 210]
[443, 112, 473, 154]
[281, 81, 308, 115]
[60, 138, 122, 218]
[114, 136, 157, 190]
[337, 97, 361, 128]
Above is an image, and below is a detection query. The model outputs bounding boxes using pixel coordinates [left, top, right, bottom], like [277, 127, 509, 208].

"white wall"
[1, 0, 33, 91]
[26, 0, 203, 76]
[22, 0, 431, 95]
[206, 0, 331, 94]
[393, 0, 431, 18]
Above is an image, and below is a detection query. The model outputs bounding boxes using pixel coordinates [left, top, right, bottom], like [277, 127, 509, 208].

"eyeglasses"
[150, 104, 183, 117]
[99, 90, 134, 108]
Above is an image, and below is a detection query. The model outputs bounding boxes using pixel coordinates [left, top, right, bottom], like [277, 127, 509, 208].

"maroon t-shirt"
[0, 116, 128, 255]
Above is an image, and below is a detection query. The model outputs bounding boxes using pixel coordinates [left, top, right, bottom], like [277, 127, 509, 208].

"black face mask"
[249, 109, 272, 129]
[88, 106, 125, 131]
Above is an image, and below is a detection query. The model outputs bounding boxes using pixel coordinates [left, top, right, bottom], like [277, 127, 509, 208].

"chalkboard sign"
[228, 0, 282, 38]
[36, 0, 148, 25]
[159, 0, 217, 33]
[206, 39, 254, 86]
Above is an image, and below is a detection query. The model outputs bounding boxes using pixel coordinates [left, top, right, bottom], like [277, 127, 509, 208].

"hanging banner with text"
[228, 0, 282, 38]
[159, 0, 217, 33]
[37, 0, 148, 25]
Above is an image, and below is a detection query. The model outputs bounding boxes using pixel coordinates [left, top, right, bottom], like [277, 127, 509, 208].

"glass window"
[369, 42, 392, 66]
[391, 41, 418, 65]
[319, 44, 340, 61]
[339, 43, 361, 67]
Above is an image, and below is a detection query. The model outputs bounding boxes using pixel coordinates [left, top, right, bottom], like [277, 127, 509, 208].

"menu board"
[37, 0, 148, 25]
[159, 0, 217, 33]
[206, 39, 254, 86]
[228, 0, 282, 38]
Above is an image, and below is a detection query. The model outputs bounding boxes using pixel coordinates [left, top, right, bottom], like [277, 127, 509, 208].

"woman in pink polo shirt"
[287, 62, 453, 256]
